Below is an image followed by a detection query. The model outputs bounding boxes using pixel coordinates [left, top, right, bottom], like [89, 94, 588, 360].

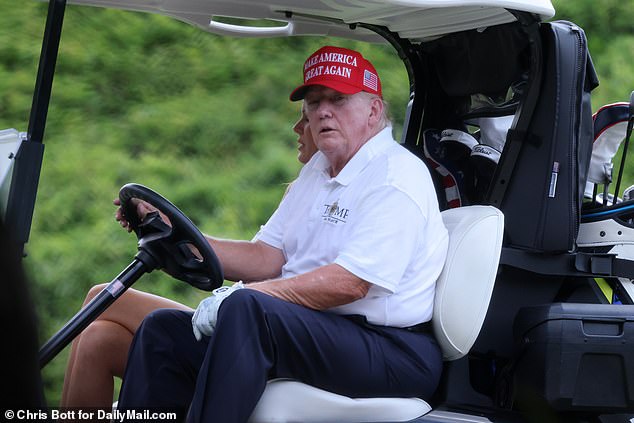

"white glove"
[192, 282, 245, 341]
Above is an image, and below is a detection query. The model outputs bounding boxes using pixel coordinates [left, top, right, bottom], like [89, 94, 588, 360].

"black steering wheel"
[119, 183, 224, 291]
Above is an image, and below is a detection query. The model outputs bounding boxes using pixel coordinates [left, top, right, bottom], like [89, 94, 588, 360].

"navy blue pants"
[117, 289, 442, 423]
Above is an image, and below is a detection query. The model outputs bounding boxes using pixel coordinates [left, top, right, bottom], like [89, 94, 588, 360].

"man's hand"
[192, 282, 245, 341]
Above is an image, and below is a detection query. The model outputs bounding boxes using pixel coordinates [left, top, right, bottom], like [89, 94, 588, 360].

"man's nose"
[314, 100, 333, 119]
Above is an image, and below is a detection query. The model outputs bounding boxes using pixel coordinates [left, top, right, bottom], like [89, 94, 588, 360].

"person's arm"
[205, 237, 286, 282]
[247, 263, 371, 310]
[114, 198, 286, 282]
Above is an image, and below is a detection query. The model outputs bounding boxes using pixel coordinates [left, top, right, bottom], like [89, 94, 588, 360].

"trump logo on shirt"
[322, 201, 350, 224]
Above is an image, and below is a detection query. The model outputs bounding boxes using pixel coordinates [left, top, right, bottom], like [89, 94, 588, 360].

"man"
[117, 45, 448, 423]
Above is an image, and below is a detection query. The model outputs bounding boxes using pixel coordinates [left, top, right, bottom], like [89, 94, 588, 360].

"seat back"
[433, 205, 504, 360]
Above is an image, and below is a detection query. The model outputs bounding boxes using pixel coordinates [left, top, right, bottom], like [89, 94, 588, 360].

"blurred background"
[1, 0, 633, 406]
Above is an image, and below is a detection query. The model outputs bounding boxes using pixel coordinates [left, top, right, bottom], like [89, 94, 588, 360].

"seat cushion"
[248, 379, 431, 423]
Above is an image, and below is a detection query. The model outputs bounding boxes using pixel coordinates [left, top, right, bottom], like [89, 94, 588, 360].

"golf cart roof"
[66, 0, 555, 42]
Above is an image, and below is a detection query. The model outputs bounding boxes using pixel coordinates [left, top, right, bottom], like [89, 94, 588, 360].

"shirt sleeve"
[334, 185, 427, 293]
[253, 203, 287, 250]
[252, 180, 300, 249]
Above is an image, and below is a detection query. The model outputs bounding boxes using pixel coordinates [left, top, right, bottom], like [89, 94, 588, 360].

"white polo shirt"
[255, 127, 448, 327]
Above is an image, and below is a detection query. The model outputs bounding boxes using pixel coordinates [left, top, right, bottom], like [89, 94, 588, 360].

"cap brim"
[289, 80, 363, 101]
[289, 85, 310, 102]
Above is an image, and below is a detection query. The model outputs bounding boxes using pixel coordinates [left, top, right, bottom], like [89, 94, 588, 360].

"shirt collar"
[331, 126, 395, 186]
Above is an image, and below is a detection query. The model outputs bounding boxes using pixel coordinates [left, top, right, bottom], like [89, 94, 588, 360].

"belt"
[345, 315, 433, 334]
[403, 320, 433, 333]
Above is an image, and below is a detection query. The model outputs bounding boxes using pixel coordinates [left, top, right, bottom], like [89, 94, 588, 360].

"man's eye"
[333, 96, 346, 104]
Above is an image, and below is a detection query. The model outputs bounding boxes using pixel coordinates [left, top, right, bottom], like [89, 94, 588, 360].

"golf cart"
[3, 0, 634, 421]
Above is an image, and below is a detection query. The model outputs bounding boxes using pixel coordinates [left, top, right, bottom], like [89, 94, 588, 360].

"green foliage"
[552, 0, 634, 194]
[1, 0, 633, 407]
[552, 0, 634, 107]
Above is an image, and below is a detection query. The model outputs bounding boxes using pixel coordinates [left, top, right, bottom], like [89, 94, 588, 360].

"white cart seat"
[250, 205, 504, 423]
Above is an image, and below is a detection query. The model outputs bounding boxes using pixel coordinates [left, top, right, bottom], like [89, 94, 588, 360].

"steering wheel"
[118, 183, 224, 291]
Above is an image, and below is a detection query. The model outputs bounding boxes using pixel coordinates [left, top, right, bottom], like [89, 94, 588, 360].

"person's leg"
[188, 289, 442, 423]
[61, 321, 132, 410]
[62, 284, 111, 407]
[117, 309, 207, 419]
[61, 285, 192, 408]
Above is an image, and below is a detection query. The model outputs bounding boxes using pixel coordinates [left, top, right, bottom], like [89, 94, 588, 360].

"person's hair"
[379, 97, 392, 128]
[360, 92, 391, 129]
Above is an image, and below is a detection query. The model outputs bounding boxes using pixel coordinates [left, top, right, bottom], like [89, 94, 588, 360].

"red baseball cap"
[290, 46, 382, 101]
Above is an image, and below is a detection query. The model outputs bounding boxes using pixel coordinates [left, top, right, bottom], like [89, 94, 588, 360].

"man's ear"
[368, 96, 384, 125]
